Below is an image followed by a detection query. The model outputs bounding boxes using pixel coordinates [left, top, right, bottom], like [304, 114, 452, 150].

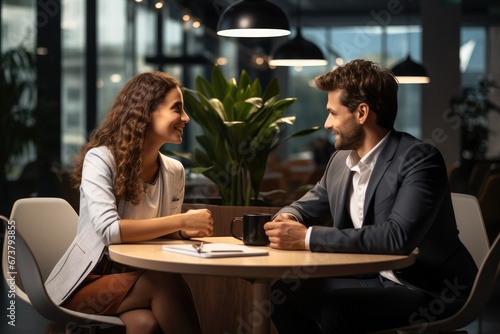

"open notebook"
[162, 243, 269, 258]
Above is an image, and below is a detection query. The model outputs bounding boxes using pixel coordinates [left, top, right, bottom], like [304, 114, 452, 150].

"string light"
[255, 57, 265, 66]
[216, 57, 228, 66]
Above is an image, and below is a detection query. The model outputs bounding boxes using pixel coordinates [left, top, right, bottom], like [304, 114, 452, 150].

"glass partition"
[61, 0, 85, 166]
[1, 0, 36, 179]
[4, 1, 486, 171]
[284, 25, 423, 158]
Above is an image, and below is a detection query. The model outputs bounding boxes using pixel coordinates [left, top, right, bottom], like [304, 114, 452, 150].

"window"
[52, 3, 491, 168]
[460, 26, 486, 89]
[1, 0, 37, 179]
[284, 25, 423, 158]
[61, 0, 85, 165]
[281, 25, 490, 164]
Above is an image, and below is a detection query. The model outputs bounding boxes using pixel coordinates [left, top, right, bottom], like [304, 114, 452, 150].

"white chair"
[451, 193, 490, 267]
[373, 193, 499, 334]
[1, 218, 30, 306]
[1, 197, 124, 333]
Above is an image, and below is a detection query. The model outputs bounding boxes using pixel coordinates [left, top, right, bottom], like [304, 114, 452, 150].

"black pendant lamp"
[268, 27, 328, 66]
[391, 0, 430, 84]
[217, 0, 291, 38]
[391, 55, 430, 84]
[268, 0, 327, 67]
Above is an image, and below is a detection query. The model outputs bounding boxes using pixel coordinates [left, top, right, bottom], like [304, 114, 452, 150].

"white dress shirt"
[345, 133, 400, 283]
[305, 132, 401, 283]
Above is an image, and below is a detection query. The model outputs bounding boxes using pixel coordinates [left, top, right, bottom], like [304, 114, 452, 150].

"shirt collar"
[346, 131, 391, 171]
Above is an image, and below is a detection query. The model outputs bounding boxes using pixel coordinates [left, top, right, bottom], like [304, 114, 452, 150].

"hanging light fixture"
[268, 0, 327, 67]
[391, 55, 430, 84]
[391, 0, 430, 84]
[217, 0, 291, 38]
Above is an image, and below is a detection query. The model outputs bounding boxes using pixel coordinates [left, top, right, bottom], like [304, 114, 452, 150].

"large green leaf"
[194, 75, 214, 99]
[222, 94, 236, 121]
[238, 70, 252, 94]
[210, 65, 229, 100]
[262, 77, 280, 102]
[271, 126, 323, 150]
[176, 66, 321, 205]
[0, 47, 37, 175]
[234, 100, 256, 121]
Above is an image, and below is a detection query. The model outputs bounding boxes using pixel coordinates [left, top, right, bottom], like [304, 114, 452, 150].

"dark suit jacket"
[277, 131, 477, 298]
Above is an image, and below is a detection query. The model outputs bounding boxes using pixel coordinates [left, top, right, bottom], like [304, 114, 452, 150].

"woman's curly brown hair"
[72, 71, 181, 204]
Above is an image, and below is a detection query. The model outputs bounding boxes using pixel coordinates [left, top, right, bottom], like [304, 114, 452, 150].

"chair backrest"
[374, 233, 500, 334]
[451, 193, 490, 267]
[15, 226, 86, 323]
[478, 173, 500, 243]
[3, 197, 124, 328]
[9, 197, 78, 281]
[372, 194, 496, 334]
[2, 215, 30, 304]
[457, 232, 500, 327]
[2, 198, 78, 304]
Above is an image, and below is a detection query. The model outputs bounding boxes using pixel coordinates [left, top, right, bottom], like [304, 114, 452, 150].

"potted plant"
[0, 47, 37, 176]
[450, 78, 499, 161]
[169, 65, 320, 206]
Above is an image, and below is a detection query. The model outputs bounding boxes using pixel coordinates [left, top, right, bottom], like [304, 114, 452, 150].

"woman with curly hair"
[45, 71, 213, 333]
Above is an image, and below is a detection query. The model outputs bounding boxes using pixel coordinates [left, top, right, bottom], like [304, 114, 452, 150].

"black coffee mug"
[230, 213, 271, 246]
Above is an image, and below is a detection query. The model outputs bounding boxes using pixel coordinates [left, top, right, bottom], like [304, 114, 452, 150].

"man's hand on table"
[264, 213, 308, 250]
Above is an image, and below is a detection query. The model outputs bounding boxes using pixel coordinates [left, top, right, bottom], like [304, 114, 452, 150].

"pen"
[192, 242, 204, 253]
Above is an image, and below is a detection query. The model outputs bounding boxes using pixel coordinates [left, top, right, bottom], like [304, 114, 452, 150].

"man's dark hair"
[314, 59, 398, 130]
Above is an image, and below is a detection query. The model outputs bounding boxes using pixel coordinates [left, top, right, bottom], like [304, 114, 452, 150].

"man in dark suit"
[264, 59, 477, 333]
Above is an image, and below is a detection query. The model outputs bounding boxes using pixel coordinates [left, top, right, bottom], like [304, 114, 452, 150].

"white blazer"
[45, 146, 185, 305]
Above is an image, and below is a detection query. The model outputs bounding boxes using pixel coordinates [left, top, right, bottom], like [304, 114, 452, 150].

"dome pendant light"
[269, 27, 328, 66]
[391, 55, 430, 84]
[391, 0, 430, 84]
[217, 0, 291, 38]
[268, 0, 327, 67]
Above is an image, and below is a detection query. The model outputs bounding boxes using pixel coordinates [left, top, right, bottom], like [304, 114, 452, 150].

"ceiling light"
[268, 0, 327, 67]
[390, 0, 430, 84]
[391, 55, 430, 84]
[269, 28, 328, 66]
[217, 0, 291, 38]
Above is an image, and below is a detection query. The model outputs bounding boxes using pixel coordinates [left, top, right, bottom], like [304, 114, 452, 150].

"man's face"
[324, 90, 362, 151]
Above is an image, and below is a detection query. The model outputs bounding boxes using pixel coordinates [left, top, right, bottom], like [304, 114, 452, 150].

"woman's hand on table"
[182, 209, 214, 237]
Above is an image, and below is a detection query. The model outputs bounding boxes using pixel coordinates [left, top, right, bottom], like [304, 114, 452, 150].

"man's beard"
[334, 123, 363, 151]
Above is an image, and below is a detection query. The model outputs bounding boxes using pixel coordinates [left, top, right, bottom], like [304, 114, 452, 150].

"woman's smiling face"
[149, 86, 190, 145]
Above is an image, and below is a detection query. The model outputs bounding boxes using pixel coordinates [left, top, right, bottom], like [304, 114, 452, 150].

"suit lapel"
[363, 131, 401, 221]
[338, 171, 354, 229]
[333, 157, 354, 228]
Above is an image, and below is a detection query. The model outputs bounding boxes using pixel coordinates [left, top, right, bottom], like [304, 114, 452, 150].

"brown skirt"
[62, 257, 144, 315]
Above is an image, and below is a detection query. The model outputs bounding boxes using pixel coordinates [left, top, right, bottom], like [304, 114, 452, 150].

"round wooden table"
[109, 236, 415, 334]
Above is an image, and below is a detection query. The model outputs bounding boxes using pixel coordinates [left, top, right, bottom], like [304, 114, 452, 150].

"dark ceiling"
[179, 0, 500, 28]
